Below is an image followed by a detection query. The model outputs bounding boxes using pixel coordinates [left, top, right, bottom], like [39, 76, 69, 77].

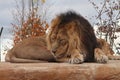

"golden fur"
[5, 36, 55, 63]
[96, 39, 120, 60]
[47, 11, 108, 64]
[97, 39, 114, 56]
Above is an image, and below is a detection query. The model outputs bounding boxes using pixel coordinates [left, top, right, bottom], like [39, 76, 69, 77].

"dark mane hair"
[58, 11, 95, 34]
[58, 11, 91, 27]
[58, 10, 98, 61]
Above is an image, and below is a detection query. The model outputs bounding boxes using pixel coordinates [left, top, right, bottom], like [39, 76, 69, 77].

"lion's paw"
[94, 48, 108, 63]
[95, 54, 108, 63]
[69, 54, 84, 64]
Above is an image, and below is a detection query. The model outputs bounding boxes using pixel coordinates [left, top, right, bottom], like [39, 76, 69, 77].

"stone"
[0, 60, 120, 80]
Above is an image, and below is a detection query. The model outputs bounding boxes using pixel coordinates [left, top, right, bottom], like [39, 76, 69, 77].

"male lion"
[47, 11, 108, 64]
[5, 36, 55, 63]
[6, 11, 118, 63]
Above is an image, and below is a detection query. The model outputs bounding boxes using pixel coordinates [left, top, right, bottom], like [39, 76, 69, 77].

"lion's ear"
[51, 17, 61, 28]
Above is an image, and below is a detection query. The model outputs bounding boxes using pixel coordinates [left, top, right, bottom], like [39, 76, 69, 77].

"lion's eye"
[59, 39, 67, 45]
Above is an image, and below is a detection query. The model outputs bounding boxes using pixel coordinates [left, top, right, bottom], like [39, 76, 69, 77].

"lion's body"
[5, 36, 55, 63]
[47, 11, 108, 64]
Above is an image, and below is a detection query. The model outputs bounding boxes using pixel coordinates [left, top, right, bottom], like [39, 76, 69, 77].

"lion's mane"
[47, 11, 98, 62]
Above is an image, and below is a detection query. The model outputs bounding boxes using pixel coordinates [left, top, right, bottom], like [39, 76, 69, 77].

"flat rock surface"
[0, 60, 120, 80]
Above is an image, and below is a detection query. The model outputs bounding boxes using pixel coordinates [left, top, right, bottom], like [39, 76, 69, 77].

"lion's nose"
[52, 50, 56, 54]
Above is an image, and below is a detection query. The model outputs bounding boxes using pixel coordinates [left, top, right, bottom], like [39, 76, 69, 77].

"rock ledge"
[0, 60, 120, 80]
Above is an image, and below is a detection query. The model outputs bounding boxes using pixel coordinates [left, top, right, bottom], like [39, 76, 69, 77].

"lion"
[46, 11, 108, 64]
[5, 35, 55, 63]
[6, 11, 119, 63]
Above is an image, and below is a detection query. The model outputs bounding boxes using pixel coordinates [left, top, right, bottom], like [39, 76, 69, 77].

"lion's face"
[47, 19, 80, 59]
[48, 29, 69, 59]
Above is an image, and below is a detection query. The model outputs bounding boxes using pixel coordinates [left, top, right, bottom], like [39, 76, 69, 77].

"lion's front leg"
[68, 51, 84, 64]
[56, 49, 84, 64]
[94, 48, 108, 63]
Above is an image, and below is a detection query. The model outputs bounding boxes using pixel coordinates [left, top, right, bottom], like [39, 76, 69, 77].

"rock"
[0, 60, 120, 80]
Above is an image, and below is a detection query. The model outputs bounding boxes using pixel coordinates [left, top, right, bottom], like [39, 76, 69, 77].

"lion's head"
[47, 11, 98, 63]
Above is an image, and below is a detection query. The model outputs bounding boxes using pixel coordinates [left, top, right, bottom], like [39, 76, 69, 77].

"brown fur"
[96, 38, 120, 60]
[97, 39, 114, 55]
[5, 36, 55, 63]
[47, 11, 108, 64]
